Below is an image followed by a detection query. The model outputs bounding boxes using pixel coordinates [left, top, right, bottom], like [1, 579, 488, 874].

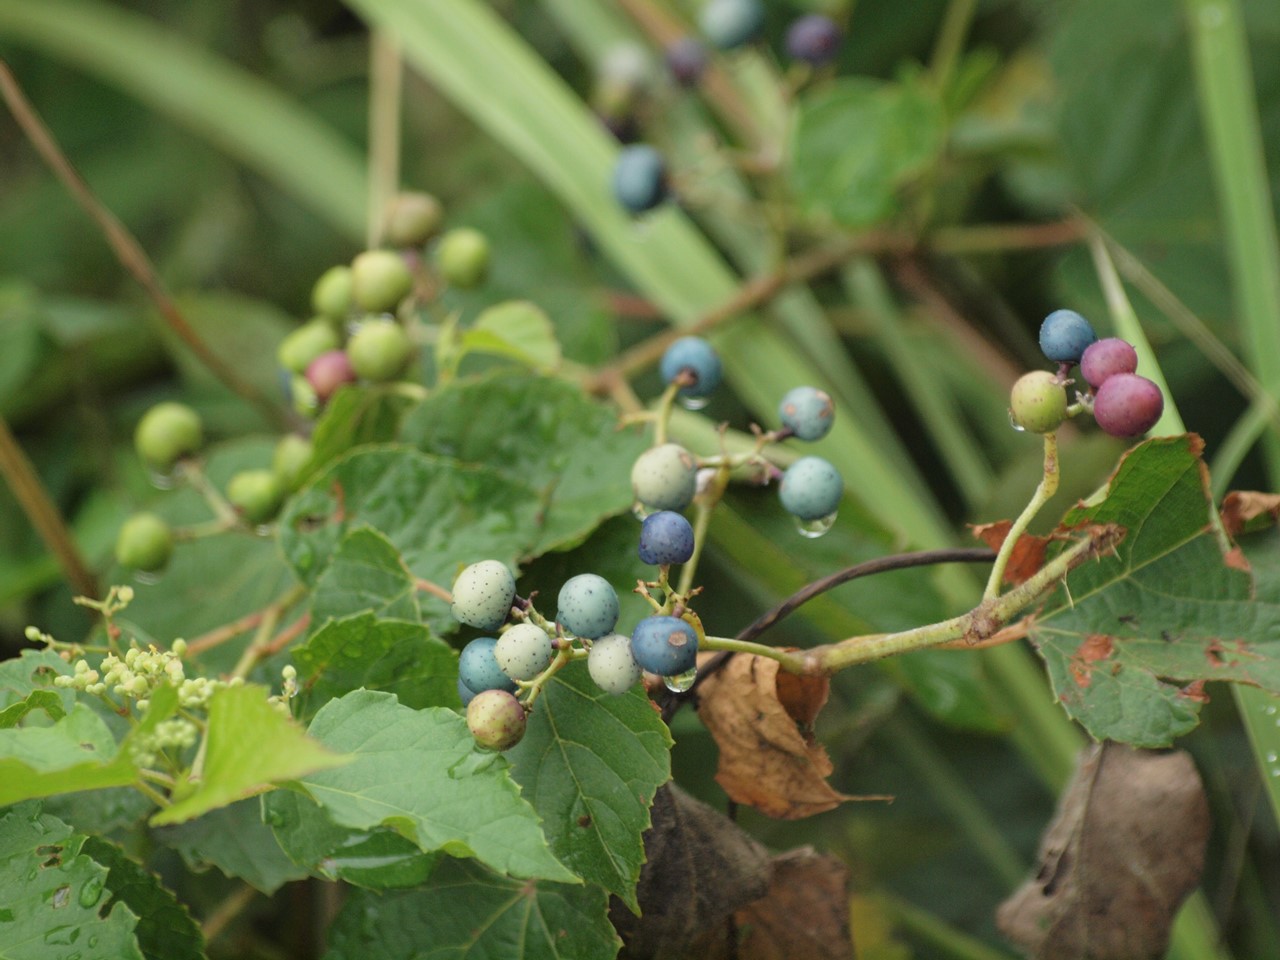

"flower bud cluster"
[54, 638, 241, 711]
[268, 664, 299, 717]
[129, 717, 199, 767]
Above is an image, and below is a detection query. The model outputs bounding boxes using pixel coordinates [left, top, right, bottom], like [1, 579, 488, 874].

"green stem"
[929, 0, 979, 93]
[880, 894, 1017, 960]
[367, 29, 401, 249]
[1211, 396, 1273, 498]
[984, 433, 1058, 600]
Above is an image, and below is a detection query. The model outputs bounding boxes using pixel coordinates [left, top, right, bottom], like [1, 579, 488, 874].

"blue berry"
[779, 456, 843, 521]
[459, 637, 517, 694]
[494, 623, 555, 681]
[660, 336, 722, 398]
[778, 385, 835, 441]
[451, 560, 517, 631]
[665, 36, 708, 86]
[786, 14, 842, 66]
[1038, 309, 1097, 363]
[631, 616, 699, 676]
[557, 574, 620, 639]
[612, 145, 668, 214]
[638, 511, 695, 565]
[699, 0, 765, 50]
[588, 633, 644, 695]
[631, 443, 698, 512]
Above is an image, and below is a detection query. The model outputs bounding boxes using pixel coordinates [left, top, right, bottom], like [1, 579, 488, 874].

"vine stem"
[0, 60, 285, 428]
[983, 432, 1059, 600]
[202, 884, 258, 945]
[183, 585, 306, 657]
[367, 29, 402, 249]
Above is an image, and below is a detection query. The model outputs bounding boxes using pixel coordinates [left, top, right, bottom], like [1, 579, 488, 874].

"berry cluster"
[1009, 310, 1164, 439]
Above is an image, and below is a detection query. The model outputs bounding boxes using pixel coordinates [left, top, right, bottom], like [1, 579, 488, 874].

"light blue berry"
[557, 574, 620, 639]
[613, 145, 668, 214]
[660, 336, 722, 398]
[779, 456, 843, 521]
[1038, 309, 1097, 363]
[699, 0, 765, 50]
[778, 386, 835, 441]
[630, 615, 699, 676]
[459, 637, 517, 694]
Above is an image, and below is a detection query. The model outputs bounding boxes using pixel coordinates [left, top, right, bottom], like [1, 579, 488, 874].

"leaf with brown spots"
[970, 520, 1056, 585]
[997, 742, 1209, 960]
[695, 654, 851, 819]
[1220, 490, 1280, 537]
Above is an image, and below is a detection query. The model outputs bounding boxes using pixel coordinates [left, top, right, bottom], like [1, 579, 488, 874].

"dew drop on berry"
[1008, 411, 1027, 433]
[794, 511, 837, 539]
[678, 394, 710, 411]
[662, 666, 698, 693]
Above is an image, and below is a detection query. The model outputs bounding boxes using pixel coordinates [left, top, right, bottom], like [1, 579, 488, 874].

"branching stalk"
[984, 433, 1059, 599]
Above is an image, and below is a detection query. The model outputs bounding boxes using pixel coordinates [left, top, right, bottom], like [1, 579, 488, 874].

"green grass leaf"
[296, 689, 577, 882]
[506, 661, 672, 912]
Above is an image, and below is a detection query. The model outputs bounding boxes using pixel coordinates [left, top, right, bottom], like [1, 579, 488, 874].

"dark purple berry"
[665, 36, 708, 86]
[1079, 337, 1139, 390]
[638, 511, 695, 565]
[786, 14, 842, 66]
[1093, 374, 1164, 437]
[1038, 309, 1097, 364]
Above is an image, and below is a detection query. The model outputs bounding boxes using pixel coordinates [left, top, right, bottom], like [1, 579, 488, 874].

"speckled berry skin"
[779, 456, 843, 521]
[638, 511, 695, 565]
[557, 574, 620, 639]
[1079, 338, 1139, 390]
[631, 616, 698, 676]
[466, 689, 526, 751]
[351, 250, 414, 314]
[1038, 309, 1097, 363]
[134, 402, 203, 471]
[494, 623, 555, 681]
[347, 319, 412, 382]
[778, 385, 835, 441]
[699, 0, 765, 50]
[588, 633, 644, 694]
[612, 145, 669, 214]
[1093, 373, 1164, 438]
[459, 637, 518, 694]
[631, 443, 698, 511]
[451, 560, 517, 631]
[1009, 371, 1068, 434]
[660, 336, 722, 398]
[786, 14, 842, 66]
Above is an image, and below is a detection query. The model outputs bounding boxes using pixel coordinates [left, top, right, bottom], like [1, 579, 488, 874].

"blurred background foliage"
[2, 0, 1279, 957]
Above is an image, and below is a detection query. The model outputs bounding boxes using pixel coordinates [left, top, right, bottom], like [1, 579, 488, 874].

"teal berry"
[588, 633, 644, 694]
[459, 637, 518, 694]
[451, 560, 517, 631]
[134, 402, 203, 471]
[631, 443, 699, 512]
[494, 623, 555, 682]
[699, 0, 765, 50]
[346, 319, 412, 382]
[226, 469, 286, 524]
[612, 145, 668, 214]
[630, 615, 698, 676]
[436, 228, 491, 289]
[311, 265, 354, 322]
[779, 456, 843, 521]
[350, 249, 414, 314]
[660, 336, 721, 398]
[457, 676, 477, 707]
[277, 318, 341, 375]
[115, 512, 174, 572]
[1038, 309, 1097, 364]
[466, 689, 526, 751]
[778, 385, 835, 441]
[557, 573, 620, 639]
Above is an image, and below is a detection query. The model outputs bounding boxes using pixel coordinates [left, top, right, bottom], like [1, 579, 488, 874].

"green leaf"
[278, 446, 542, 626]
[507, 661, 671, 911]
[292, 613, 460, 716]
[790, 77, 946, 228]
[325, 857, 620, 960]
[297, 689, 576, 882]
[458, 300, 562, 373]
[81, 836, 206, 960]
[263, 788, 437, 889]
[0, 705, 136, 805]
[310, 528, 421, 627]
[150, 683, 348, 826]
[401, 373, 649, 554]
[306, 387, 415, 476]
[0, 689, 66, 728]
[0, 649, 74, 711]
[1032, 436, 1280, 746]
[155, 798, 308, 895]
[0, 804, 143, 960]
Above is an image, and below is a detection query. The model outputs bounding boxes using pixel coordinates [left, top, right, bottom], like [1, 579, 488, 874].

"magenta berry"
[305, 350, 357, 403]
[1079, 338, 1139, 390]
[1093, 374, 1164, 438]
[466, 689, 526, 751]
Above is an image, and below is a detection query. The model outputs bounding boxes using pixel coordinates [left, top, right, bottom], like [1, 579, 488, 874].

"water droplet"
[78, 876, 104, 908]
[793, 512, 837, 539]
[147, 468, 177, 490]
[663, 667, 697, 693]
[1267, 751, 1277, 764]
[86, 936, 98, 949]
[133, 570, 162, 586]
[1008, 411, 1026, 433]
[50, 886, 71, 909]
[1265, 705, 1277, 716]
[678, 394, 709, 411]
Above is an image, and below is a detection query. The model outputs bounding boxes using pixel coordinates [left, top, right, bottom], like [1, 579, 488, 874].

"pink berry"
[1079, 338, 1139, 390]
[305, 350, 357, 402]
[1093, 373, 1164, 437]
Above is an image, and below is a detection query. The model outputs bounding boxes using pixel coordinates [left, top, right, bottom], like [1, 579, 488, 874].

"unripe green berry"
[1009, 371, 1069, 434]
[277, 319, 341, 374]
[115, 512, 174, 572]
[436, 228, 490, 289]
[466, 689, 527, 751]
[134, 402, 203, 471]
[347, 319, 412, 382]
[383, 192, 444, 248]
[226, 469, 286, 524]
[350, 250, 414, 314]
[312, 265, 354, 321]
[272, 434, 313, 488]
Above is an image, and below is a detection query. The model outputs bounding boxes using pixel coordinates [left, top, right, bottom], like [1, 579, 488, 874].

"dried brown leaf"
[696, 654, 850, 819]
[970, 520, 1055, 585]
[997, 742, 1210, 960]
[1220, 490, 1280, 537]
